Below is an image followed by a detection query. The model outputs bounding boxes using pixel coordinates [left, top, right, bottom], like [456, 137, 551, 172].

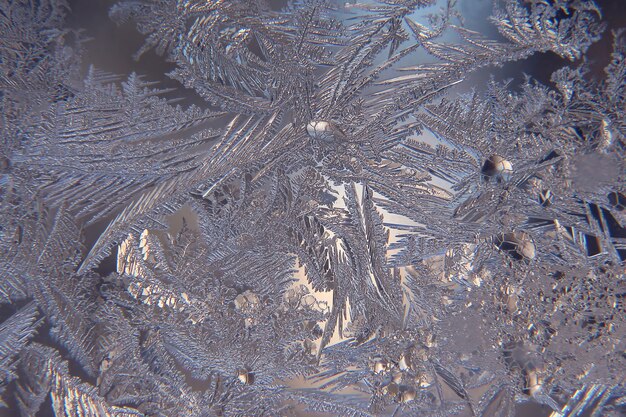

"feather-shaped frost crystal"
[0, 0, 624, 416]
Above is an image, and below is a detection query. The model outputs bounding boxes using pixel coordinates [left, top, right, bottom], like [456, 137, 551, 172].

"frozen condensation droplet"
[237, 367, 255, 385]
[482, 154, 513, 182]
[306, 120, 347, 142]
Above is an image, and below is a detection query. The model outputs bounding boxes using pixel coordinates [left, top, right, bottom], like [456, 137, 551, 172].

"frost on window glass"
[0, 0, 624, 416]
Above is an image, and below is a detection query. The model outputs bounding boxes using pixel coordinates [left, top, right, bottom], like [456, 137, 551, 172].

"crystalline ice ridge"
[0, 0, 624, 416]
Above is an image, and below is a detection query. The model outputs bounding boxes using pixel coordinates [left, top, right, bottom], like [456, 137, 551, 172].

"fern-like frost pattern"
[0, 0, 624, 416]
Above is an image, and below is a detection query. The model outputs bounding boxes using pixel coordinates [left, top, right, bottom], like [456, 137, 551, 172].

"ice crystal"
[0, 0, 624, 416]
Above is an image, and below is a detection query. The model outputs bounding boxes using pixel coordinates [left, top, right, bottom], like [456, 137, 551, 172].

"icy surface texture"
[0, 0, 624, 416]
